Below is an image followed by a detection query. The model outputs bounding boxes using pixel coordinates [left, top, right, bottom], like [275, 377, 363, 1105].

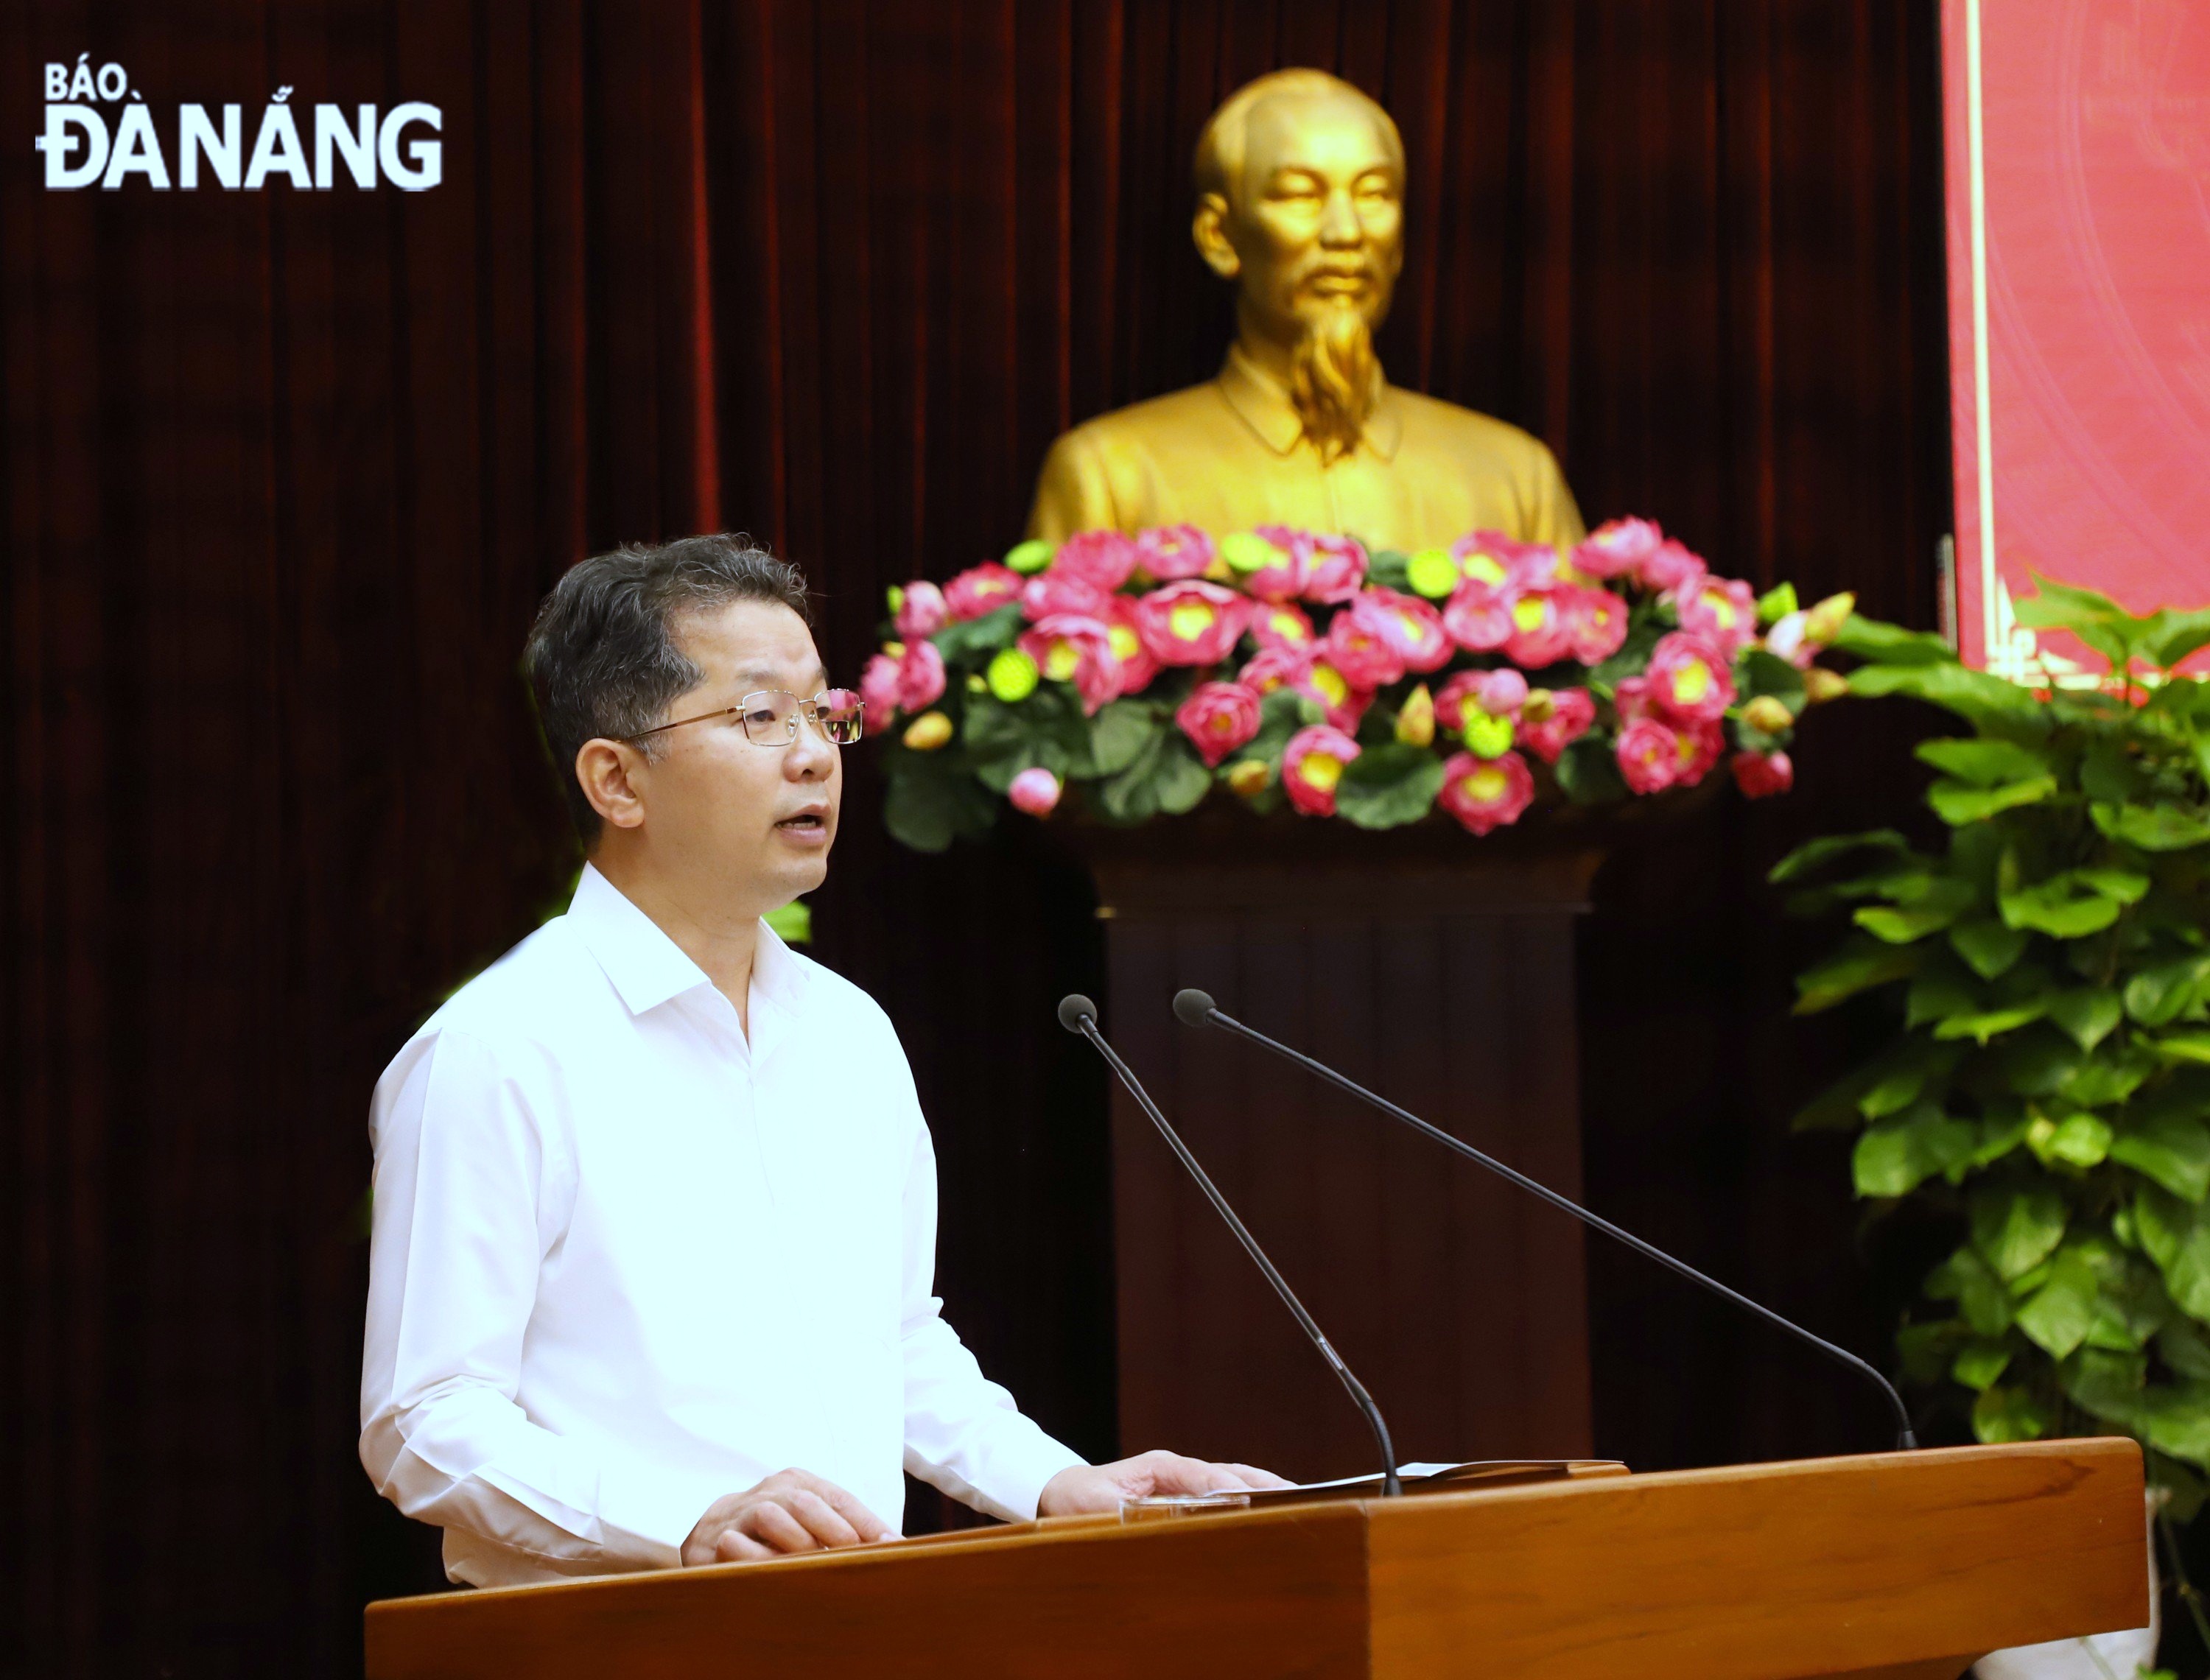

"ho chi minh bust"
[1026, 69, 1583, 554]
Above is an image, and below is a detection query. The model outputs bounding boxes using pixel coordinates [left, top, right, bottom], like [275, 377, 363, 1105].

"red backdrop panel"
[1943, 0, 2210, 673]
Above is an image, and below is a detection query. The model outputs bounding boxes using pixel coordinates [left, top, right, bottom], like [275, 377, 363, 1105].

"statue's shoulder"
[1050, 382, 1234, 458]
[1389, 386, 1560, 469]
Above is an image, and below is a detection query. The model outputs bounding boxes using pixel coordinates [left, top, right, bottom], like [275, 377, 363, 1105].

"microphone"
[1057, 994, 1402, 1496]
[1172, 989, 1919, 1452]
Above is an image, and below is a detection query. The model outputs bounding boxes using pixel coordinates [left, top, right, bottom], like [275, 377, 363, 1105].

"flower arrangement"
[1778, 583, 2210, 1553]
[865, 520, 1857, 852]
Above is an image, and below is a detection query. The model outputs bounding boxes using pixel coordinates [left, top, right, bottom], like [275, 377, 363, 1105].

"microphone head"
[1172, 988, 1218, 1028]
[1057, 994, 1099, 1035]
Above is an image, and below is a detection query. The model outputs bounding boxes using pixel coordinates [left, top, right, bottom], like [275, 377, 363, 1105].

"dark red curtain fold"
[1, 3, 1948, 1673]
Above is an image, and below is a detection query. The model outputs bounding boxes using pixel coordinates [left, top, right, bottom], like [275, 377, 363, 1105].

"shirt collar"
[565, 865, 718, 1016]
[1215, 340, 1403, 463]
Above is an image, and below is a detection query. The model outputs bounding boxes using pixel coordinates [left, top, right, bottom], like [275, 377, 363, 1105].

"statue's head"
[1193, 70, 1406, 459]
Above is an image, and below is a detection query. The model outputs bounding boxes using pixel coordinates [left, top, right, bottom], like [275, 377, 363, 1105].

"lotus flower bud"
[1220, 530, 1283, 576]
[1803, 667, 1851, 704]
[1521, 688, 1557, 724]
[884, 641, 906, 658]
[897, 580, 949, 638]
[1008, 766, 1063, 815]
[986, 647, 1039, 703]
[1395, 684, 1435, 747]
[1802, 591, 1856, 644]
[1004, 538, 1055, 575]
[966, 673, 986, 692]
[1225, 759, 1273, 798]
[1741, 695, 1795, 734]
[1406, 547, 1459, 599]
[902, 711, 954, 751]
[1731, 749, 1795, 798]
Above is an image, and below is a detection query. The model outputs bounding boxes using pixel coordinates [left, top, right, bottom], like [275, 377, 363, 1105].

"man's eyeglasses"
[622, 689, 866, 748]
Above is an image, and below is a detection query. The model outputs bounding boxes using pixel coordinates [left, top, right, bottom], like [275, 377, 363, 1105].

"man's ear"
[575, 739, 648, 832]
[1192, 193, 1240, 280]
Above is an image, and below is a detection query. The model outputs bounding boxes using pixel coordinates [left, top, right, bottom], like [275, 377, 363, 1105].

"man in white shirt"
[360, 535, 1283, 1586]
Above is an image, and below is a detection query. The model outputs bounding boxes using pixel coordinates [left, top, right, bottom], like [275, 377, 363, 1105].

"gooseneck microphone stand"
[1173, 990, 1919, 1452]
[1059, 995, 1402, 1496]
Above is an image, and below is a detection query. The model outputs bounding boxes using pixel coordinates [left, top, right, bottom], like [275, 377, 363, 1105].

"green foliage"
[1781, 579, 2210, 1515]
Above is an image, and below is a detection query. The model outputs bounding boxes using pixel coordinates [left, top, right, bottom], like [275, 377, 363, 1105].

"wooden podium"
[366, 1439, 2146, 1679]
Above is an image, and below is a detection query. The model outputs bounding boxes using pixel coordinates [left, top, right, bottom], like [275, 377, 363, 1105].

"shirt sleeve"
[896, 1120, 1087, 1522]
[359, 1029, 706, 1574]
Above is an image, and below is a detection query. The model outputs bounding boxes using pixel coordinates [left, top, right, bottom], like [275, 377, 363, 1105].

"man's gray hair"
[523, 533, 813, 841]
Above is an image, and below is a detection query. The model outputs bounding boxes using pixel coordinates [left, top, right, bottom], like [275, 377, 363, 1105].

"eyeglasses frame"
[619, 689, 864, 748]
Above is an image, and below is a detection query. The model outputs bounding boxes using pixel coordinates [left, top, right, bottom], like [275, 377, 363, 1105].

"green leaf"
[1792, 938, 1922, 1014]
[1951, 1340, 2013, 1391]
[762, 899, 811, 944]
[1949, 918, 2028, 980]
[1756, 582, 1799, 625]
[2042, 1111, 2112, 1168]
[1090, 700, 1160, 777]
[2013, 575, 2150, 671]
[1998, 869, 2130, 939]
[1739, 649, 1808, 709]
[2156, 1031, 2210, 1066]
[1971, 1383, 2052, 1444]
[1243, 686, 1322, 767]
[930, 603, 1023, 663]
[1554, 734, 1628, 805]
[2091, 801, 2210, 851]
[1915, 737, 2053, 787]
[2111, 1106, 2210, 1203]
[1934, 1002, 2047, 1044]
[1333, 744, 1447, 831]
[2144, 606, 2210, 670]
[883, 763, 996, 853]
[2139, 1385, 2210, 1469]
[2078, 741, 2145, 804]
[2162, 1320, 2210, 1381]
[2048, 987, 2125, 1051]
[1151, 737, 1213, 815]
[1853, 1102, 1977, 1197]
[1859, 1040, 1964, 1120]
[1928, 1245, 2016, 1337]
[1856, 876, 1976, 943]
[1926, 776, 2058, 825]
[2016, 1246, 2100, 1357]
[1829, 615, 1957, 667]
[1849, 660, 2049, 728]
[2138, 1189, 2210, 1319]
[2125, 950, 2210, 1027]
[1971, 1184, 2069, 1280]
[1996, 1029, 2085, 1098]
[1769, 830, 1915, 885]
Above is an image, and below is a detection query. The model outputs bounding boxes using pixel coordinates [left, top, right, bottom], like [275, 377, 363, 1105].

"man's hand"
[681, 1468, 897, 1565]
[1037, 1449, 1294, 1516]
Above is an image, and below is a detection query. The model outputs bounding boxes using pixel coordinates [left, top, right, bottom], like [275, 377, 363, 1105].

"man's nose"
[1319, 186, 1362, 246]
[785, 720, 838, 778]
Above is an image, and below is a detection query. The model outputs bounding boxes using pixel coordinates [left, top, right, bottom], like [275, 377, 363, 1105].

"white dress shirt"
[359, 865, 1084, 1586]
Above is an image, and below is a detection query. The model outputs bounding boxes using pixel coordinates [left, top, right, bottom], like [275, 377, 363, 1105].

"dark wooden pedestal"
[1080, 815, 1603, 1481]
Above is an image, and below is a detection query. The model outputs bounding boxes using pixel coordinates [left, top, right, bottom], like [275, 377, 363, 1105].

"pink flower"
[1636, 539, 1707, 595]
[1502, 583, 1578, 667]
[1134, 580, 1248, 667]
[1176, 681, 1263, 767]
[944, 563, 1023, 620]
[1616, 717, 1681, 794]
[1101, 596, 1159, 696]
[1021, 569, 1112, 622]
[859, 651, 903, 734]
[1671, 574, 1758, 656]
[1325, 605, 1409, 690]
[894, 639, 947, 712]
[1673, 719, 1726, 787]
[1612, 675, 1658, 722]
[1435, 668, 1528, 735]
[1443, 579, 1514, 651]
[1241, 645, 1313, 697]
[1134, 524, 1217, 583]
[1302, 535, 1369, 604]
[1573, 518, 1664, 581]
[1051, 530, 1140, 591]
[1244, 526, 1313, 602]
[1302, 654, 1374, 734]
[1646, 630, 1736, 723]
[1516, 687, 1597, 764]
[1249, 599, 1318, 653]
[1282, 725, 1362, 816]
[896, 580, 948, 638]
[1449, 530, 1523, 588]
[1764, 610, 1814, 668]
[1565, 587, 1631, 664]
[1438, 751, 1535, 834]
[1008, 766, 1064, 816]
[1017, 614, 1122, 714]
[1350, 588, 1452, 674]
[1732, 748, 1795, 798]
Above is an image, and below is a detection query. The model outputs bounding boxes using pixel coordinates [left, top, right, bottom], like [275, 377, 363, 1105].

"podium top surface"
[366, 1439, 2148, 1680]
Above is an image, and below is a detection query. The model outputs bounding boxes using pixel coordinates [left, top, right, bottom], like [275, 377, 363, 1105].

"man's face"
[622, 599, 841, 915]
[1226, 90, 1403, 342]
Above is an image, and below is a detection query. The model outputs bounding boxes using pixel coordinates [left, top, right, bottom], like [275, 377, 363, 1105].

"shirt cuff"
[988, 1430, 1090, 1523]
[593, 1450, 710, 1569]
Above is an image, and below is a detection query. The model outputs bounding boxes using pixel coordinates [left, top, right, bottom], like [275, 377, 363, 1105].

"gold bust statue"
[1026, 68, 1584, 552]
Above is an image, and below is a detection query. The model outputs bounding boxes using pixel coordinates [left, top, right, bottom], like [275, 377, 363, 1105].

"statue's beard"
[1289, 300, 1379, 465]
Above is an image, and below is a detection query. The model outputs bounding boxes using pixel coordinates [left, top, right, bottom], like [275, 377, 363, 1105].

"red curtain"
[0, 2, 1947, 1673]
